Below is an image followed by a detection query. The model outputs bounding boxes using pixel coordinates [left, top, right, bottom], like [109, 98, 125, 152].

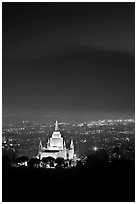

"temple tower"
[69, 139, 74, 160]
[38, 139, 43, 159]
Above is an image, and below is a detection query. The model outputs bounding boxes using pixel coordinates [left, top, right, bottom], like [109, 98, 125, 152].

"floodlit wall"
[49, 137, 63, 149]
[40, 149, 67, 160]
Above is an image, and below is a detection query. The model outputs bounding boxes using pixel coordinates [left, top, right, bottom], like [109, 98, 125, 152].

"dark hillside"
[2, 156, 135, 202]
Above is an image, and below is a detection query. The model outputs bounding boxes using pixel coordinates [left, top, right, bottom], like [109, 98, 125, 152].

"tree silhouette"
[2, 155, 11, 169]
[41, 157, 55, 168]
[28, 158, 40, 168]
[55, 157, 64, 168]
[15, 156, 29, 164]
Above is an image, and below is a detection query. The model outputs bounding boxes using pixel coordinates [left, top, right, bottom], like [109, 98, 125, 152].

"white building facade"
[37, 121, 75, 160]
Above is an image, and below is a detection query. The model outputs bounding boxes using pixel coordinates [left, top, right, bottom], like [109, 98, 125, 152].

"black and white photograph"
[2, 1, 135, 202]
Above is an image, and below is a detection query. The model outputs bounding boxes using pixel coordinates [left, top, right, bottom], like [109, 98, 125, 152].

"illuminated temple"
[37, 121, 75, 160]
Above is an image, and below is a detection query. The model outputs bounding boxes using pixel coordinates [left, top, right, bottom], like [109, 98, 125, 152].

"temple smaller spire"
[47, 139, 50, 148]
[38, 139, 43, 159]
[64, 140, 66, 148]
[39, 139, 42, 151]
[70, 139, 74, 149]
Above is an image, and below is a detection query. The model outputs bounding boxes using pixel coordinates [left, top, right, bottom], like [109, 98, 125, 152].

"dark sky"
[2, 2, 135, 121]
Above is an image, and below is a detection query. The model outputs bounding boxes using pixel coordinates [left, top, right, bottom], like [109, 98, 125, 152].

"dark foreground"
[3, 157, 135, 202]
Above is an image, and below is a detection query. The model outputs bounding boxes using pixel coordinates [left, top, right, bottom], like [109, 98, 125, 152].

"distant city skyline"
[3, 3, 135, 121]
[2, 111, 135, 124]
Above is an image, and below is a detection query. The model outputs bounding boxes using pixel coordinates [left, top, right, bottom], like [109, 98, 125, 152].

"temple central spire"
[55, 120, 59, 131]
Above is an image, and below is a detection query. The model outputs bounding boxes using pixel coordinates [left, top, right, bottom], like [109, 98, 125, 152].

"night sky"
[2, 3, 135, 121]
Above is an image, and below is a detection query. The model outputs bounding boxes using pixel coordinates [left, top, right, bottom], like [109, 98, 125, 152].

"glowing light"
[93, 147, 97, 151]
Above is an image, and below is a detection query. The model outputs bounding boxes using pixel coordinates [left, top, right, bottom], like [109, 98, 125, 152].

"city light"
[93, 147, 97, 151]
